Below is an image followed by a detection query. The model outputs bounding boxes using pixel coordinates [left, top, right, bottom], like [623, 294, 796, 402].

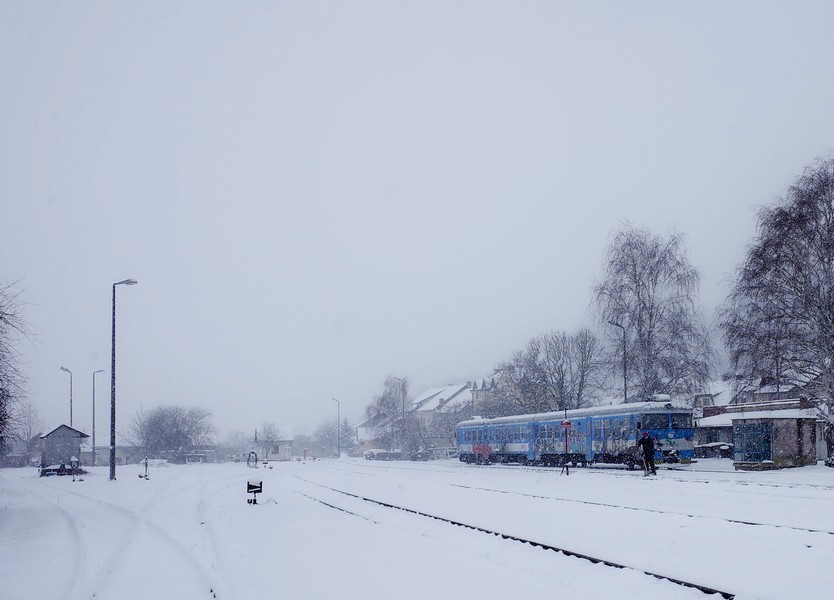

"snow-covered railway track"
[295, 475, 735, 599]
[325, 461, 834, 534]
[451, 482, 834, 536]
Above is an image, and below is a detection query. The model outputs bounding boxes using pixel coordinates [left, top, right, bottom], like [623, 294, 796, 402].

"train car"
[456, 401, 694, 468]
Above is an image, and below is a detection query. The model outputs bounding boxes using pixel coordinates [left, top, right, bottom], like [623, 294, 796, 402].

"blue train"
[456, 401, 694, 468]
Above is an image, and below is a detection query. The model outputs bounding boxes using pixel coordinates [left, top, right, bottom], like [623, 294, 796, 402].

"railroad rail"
[296, 475, 735, 599]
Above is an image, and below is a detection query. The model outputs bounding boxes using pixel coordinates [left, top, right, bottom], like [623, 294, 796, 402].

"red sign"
[561, 420, 571, 429]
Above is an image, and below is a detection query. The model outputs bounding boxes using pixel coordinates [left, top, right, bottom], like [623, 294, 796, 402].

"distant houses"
[357, 381, 476, 451]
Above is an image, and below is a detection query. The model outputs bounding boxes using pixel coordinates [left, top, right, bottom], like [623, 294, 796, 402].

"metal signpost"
[247, 480, 263, 505]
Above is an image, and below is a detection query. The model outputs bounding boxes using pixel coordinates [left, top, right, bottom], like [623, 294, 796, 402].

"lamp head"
[60, 366, 71, 374]
[114, 278, 138, 286]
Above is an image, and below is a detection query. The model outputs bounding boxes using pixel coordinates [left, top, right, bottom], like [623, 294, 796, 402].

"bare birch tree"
[593, 224, 714, 402]
[538, 329, 608, 410]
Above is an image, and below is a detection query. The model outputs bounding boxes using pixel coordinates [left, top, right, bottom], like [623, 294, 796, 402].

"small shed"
[731, 408, 819, 470]
[40, 425, 89, 467]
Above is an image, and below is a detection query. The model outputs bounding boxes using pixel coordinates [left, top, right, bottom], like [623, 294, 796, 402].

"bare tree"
[721, 156, 834, 447]
[11, 400, 42, 457]
[0, 280, 28, 454]
[593, 224, 714, 402]
[126, 405, 216, 461]
[0, 284, 29, 454]
[493, 340, 549, 416]
[538, 329, 608, 410]
[257, 422, 282, 459]
[485, 330, 608, 417]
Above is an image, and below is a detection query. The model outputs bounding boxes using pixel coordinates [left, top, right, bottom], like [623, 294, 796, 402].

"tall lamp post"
[607, 321, 628, 404]
[92, 369, 104, 466]
[110, 278, 138, 481]
[331, 398, 340, 458]
[60, 366, 73, 427]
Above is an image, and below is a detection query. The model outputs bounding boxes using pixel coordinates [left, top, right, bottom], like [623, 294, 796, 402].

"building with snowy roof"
[695, 396, 824, 469]
[39, 424, 89, 467]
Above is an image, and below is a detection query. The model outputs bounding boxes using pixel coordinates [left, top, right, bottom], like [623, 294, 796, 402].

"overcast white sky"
[3, 1, 834, 439]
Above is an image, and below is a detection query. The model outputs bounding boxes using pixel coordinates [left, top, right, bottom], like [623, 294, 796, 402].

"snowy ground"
[2, 458, 834, 600]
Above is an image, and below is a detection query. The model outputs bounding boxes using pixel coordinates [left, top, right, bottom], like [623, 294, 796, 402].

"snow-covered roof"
[703, 379, 739, 406]
[459, 401, 689, 427]
[356, 413, 391, 430]
[410, 386, 446, 410]
[437, 387, 473, 413]
[697, 408, 820, 428]
[41, 424, 89, 439]
[415, 383, 470, 412]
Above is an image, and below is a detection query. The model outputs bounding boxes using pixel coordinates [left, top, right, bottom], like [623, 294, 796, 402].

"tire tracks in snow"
[36, 474, 229, 600]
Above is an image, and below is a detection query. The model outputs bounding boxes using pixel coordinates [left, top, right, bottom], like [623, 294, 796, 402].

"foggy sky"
[3, 1, 834, 439]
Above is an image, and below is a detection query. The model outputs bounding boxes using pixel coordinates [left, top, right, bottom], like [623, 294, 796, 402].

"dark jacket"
[636, 435, 655, 455]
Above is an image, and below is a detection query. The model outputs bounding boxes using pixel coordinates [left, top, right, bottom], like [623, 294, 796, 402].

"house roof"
[415, 383, 470, 413]
[41, 424, 90, 439]
[356, 413, 391, 430]
[437, 387, 473, 413]
[703, 379, 740, 406]
[697, 407, 819, 428]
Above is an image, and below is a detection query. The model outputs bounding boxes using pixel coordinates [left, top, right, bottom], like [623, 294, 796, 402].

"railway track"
[324, 461, 834, 533]
[294, 474, 735, 599]
[450, 482, 834, 536]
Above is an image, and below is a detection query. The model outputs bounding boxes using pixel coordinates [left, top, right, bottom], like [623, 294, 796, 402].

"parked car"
[363, 449, 403, 461]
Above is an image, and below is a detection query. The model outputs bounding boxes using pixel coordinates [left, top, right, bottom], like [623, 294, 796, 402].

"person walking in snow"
[636, 432, 657, 476]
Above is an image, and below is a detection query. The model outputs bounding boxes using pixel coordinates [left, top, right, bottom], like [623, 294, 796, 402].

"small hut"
[730, 402, 819, 470]
[40, 425, 89, 467]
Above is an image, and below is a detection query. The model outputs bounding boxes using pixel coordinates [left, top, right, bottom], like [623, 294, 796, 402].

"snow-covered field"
[2, 458, 833, 600]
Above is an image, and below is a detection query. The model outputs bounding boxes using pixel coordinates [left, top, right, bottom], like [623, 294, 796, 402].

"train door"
[528, 422, 538, 462]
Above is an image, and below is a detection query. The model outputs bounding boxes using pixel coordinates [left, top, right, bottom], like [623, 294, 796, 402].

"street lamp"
[60, 366, 73, 427]
[110, 278, 137, 481]
[92, 369, 104, 466]
[607, 321, 628, 404]
[331, 398, 340, 457]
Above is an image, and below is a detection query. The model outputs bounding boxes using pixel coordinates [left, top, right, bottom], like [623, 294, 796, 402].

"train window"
[641, 414, 668, 429]
[672, 414, 693, 429]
